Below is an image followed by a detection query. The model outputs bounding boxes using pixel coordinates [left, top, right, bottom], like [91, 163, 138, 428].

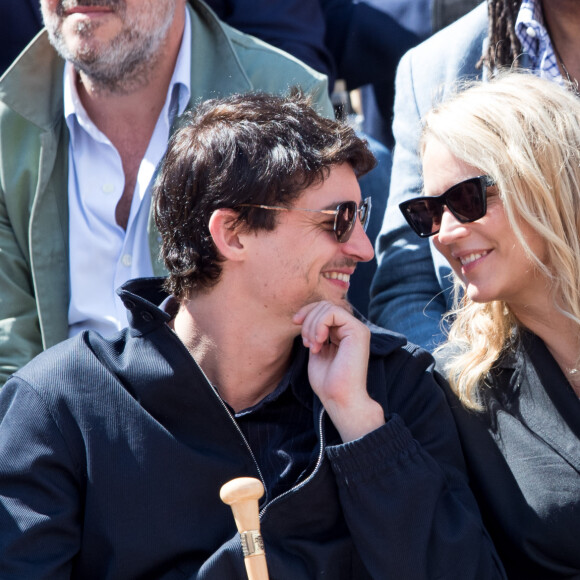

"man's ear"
[208, 208, 246, 262]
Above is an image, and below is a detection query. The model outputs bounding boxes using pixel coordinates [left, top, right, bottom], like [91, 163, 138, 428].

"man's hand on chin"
[293, 301, 385, 442]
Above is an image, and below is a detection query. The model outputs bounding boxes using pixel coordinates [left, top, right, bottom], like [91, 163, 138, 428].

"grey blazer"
[438, 332, 580, 578]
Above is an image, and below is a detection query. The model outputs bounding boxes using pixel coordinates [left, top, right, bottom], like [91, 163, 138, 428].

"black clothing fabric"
[0, 0, 43, 75]
[233, 344, 318, 502]
[204, 0, 335, 81]
[0, 278, 505, 579]
[438, 332, 580, 579]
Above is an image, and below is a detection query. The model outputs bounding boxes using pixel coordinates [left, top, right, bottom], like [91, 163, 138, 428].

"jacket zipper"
[165, 326, 268, 494]
[165, 325, 324, 510]
[208, 383, 268, 496]
[259, 406, 326, 518]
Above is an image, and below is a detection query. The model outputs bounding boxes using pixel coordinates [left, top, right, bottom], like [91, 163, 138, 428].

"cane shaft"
[244, 554, 269, 580]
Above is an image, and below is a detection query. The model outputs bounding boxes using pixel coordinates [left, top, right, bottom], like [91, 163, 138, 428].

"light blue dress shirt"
[65, 11, 192, 338]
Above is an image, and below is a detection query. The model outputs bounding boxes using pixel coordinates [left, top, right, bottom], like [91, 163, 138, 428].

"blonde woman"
[400, 73, 580, 579]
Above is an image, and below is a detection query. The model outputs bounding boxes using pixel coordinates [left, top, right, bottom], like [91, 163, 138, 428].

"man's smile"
[322, 271, 351, 283]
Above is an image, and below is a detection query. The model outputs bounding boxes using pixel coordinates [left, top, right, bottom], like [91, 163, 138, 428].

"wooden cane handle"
[220, 477, 269, 580]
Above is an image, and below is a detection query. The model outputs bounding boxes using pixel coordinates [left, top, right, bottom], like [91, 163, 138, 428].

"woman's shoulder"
[432, 340, 464, 377]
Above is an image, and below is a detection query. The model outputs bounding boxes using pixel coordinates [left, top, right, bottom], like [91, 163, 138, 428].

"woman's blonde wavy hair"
[421, 73, 580, 410]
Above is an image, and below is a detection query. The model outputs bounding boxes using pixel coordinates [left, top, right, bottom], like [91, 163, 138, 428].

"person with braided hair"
[369, 0, 580, 351]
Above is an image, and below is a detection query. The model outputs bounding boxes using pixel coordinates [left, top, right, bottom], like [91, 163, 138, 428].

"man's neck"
[543, 0, 580, 83]
[74, 4, 186, 229]
[76, 5, 186, 149]
[173, 291, 297, 413]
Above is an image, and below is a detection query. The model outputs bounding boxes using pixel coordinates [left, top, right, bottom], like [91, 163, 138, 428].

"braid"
[477, 0, 523, 76]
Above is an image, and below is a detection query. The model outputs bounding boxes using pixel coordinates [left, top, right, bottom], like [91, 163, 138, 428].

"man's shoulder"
[368, 321, 434, 370]
[366, 322, 444, 415]
[188, 0, 331, 114]
[409, 1, 487, 59]
[224, 22, 329, 90]
[10, 279, 185, 403]
[0, 30, 64, 129]
[401, 1, 488, 86]
[10, 331, 127, 398]
[224, 22, 316, 67]
[368, 321, 407, 354]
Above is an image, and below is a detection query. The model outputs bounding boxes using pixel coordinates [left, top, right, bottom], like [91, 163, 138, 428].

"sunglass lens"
[335, 201, 357, 242]
[402, 177, 488, 236]
[403, 199, 442, 237]
[447, 181, 485, 222]
[360, 198, 371, 231]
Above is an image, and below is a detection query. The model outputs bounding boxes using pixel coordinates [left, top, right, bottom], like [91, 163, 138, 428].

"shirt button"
[121, 254, 132, 267]
[526, 26, 536, 38]
[102, 183, 115, 194]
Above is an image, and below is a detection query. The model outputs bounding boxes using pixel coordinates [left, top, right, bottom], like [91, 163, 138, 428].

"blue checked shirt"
[515, 0, 566, 85]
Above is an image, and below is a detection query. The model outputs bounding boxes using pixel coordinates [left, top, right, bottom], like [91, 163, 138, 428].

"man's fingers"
[296, 301, 359, 353]
[292, 301, 322, 325]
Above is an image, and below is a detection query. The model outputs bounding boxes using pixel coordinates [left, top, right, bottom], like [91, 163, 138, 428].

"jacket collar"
[489, 330, 580, 470]
[116, 277, 408, 460]
[0, 30, 64, 130]
[118, 277, 408, 359]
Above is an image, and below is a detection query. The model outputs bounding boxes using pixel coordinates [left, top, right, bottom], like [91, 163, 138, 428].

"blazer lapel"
[511, 333, 580, 473]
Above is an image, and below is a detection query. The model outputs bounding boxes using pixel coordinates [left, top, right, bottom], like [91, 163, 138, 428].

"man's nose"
[344, 218, 374, 262]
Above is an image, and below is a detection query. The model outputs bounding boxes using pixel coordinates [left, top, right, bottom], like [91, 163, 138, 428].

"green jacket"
[0, 0, 332, 386]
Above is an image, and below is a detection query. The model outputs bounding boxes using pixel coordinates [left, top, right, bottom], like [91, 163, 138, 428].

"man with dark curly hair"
[0, 92, 505, 579]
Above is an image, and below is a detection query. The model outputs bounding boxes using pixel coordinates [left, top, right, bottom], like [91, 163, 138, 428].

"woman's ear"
[208, 209, 246, 262]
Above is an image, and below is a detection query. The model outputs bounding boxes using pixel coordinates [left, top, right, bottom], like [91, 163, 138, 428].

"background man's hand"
[293, 301, 385, 442]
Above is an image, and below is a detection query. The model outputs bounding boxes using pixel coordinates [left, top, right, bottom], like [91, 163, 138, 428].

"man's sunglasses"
[238, 197, 372, 243]
[399, 175, 495, 238]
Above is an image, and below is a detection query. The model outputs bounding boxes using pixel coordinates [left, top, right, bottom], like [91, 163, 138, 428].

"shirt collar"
[64, 7, 192, 139]
[515, 0, 563, 84]
[171, 7, 192, 117]
[234, 340, 312, 416]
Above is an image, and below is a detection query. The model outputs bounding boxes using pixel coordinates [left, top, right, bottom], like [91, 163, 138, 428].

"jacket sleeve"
[368, 48, 449, 351]
[325, 345, 507, 579]
[0, 377, 80, 578]
[0, 186, 44, 386]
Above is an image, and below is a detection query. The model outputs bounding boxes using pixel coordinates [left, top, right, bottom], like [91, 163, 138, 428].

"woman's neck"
[517, 306, 580, 396]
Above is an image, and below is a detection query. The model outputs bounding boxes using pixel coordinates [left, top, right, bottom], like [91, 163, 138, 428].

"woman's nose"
[435, 207, 470, 245]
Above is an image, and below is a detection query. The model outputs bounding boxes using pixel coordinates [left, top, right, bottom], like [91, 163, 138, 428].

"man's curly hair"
[153, 90, 376, 300]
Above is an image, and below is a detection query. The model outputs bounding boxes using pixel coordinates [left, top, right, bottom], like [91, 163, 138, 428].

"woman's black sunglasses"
[238, 197, 372, 243]
[399, 175, 495, 238]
